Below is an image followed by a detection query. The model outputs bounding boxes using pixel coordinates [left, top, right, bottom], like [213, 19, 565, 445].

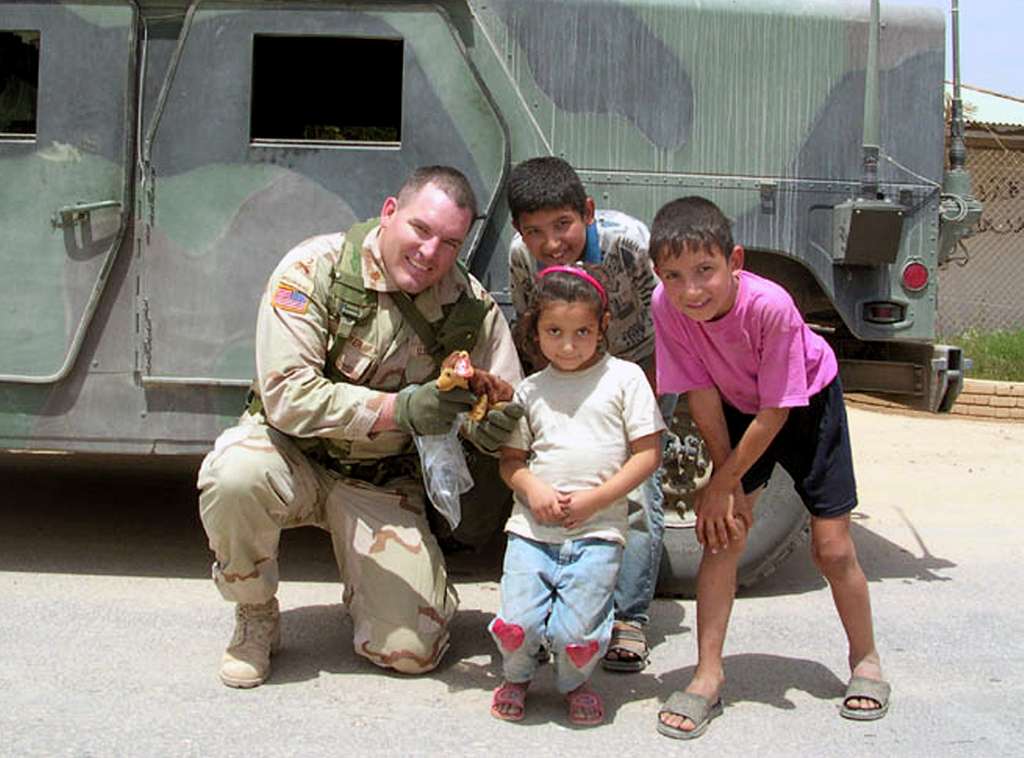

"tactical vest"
[322, 218, 490, 382]
[246, 219, 489, 473]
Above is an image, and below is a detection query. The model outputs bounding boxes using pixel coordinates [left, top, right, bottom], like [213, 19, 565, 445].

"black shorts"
[722, 376, 857, 519]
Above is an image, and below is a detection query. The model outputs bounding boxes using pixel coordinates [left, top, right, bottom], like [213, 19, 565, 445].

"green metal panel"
[469, 0, 849, 175]
[137, 3, 506, 386]
[0, 2, 134, 381]
[0, 0, 962, 453]
[465, 0, 945, 342]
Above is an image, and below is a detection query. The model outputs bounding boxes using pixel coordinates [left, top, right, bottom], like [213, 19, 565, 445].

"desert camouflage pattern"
[252, 223, 521, 462]
[509, 210, 656, 365]
[197, 221, 521, 672]
[198, 419, 456, 673]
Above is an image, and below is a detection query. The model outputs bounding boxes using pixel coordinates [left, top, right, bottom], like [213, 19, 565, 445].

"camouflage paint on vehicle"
[0, 0, 970, 454]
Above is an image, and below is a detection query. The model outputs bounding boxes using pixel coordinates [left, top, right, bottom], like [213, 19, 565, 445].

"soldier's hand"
[465, 402, 525, 454]
[394, 383, 477, 436]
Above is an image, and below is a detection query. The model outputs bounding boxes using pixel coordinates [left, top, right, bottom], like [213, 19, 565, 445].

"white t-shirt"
[504, 353, 666, 545]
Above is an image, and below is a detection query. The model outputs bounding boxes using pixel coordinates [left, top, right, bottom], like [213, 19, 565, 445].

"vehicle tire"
[654, 399, 810, 598]
[656, 466, 810, 598]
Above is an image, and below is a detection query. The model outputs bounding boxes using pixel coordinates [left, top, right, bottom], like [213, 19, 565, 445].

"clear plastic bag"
[414, 417, 473, 529]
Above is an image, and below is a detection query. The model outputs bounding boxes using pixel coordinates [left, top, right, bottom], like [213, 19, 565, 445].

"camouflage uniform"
[198, 221, 522, 674]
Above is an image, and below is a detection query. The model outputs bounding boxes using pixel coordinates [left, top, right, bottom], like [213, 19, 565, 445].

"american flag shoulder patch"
[271, 283, 310, 314]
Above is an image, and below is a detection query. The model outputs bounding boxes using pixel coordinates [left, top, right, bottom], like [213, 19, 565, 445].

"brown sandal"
[602, 620, 649, 672]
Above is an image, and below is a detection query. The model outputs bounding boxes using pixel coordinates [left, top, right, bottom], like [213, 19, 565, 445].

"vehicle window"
[0, 31, 40, 138]
[250, 35, 402, 146]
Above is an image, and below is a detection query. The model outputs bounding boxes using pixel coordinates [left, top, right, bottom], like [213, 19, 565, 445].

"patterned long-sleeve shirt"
[509, 209, 656, 364]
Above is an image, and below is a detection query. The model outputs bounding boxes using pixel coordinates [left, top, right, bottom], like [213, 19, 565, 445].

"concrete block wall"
[847, 379, 1024, 421]
[948, 379, 1024, 420]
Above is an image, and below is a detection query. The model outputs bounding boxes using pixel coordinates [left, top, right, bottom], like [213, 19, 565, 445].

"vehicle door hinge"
[137, 296, 153, 375]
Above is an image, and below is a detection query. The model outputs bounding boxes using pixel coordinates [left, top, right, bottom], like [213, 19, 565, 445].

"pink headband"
[537, 265, 608, 308]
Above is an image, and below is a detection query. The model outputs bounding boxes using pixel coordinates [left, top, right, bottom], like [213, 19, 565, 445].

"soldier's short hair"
[507, 156, 588, 223]
[398, 165, 479, 220]
[649, 196, 735, 264]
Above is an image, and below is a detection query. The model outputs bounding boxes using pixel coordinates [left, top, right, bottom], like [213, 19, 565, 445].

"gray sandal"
[840, 676, 891, 721]
[657, 691, 723, 740]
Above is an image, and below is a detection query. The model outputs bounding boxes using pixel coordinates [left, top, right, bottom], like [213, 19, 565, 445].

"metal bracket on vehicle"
[831, 197, 905, 265]
[759, 181, 777, 215]
[51, 200, 122, 229]
[839, 358, 923, 396]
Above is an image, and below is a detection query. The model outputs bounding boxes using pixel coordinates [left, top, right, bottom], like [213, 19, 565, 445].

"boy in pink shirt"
[649, 197, 890, 739]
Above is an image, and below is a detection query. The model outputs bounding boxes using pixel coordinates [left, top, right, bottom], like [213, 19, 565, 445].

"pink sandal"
[566, 684, 604, 726]
[490, 681, 528, 722]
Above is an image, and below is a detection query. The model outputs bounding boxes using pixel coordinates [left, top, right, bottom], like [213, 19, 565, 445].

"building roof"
[945, 83, 1024, 128]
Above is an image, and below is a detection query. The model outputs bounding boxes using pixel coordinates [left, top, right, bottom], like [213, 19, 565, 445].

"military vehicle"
[0, 0, 979, 594]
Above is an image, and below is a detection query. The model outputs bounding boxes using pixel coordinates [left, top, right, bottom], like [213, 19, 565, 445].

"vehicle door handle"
[51, 200, 122, 229]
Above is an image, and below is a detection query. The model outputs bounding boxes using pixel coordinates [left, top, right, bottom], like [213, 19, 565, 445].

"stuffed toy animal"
[436, 350, 514, 422]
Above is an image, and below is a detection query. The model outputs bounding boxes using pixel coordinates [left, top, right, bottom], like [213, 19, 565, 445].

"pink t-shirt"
[652, 270, 837, 414]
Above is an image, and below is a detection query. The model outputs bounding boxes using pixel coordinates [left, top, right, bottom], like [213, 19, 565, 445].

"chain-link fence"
[937, 133, 1024, 337]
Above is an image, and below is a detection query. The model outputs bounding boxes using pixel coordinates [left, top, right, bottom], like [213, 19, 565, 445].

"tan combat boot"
[219, 597, 281, 688]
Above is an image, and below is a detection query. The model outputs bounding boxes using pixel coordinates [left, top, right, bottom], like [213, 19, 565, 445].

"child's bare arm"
[687, 387, 733, 469]
[497, 445, 529, 488]
[688, 387, 789, 550]
[499, 446, 569, 525]
[562, 432, 662, 529]
[712, 407, 788, 491]
[687, 387, 739, 548]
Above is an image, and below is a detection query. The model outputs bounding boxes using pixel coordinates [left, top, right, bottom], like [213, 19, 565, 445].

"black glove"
[394, 383, 477, 436]
[465, 401, 525, 454]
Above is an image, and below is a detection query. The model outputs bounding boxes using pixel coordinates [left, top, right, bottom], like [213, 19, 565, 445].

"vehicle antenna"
[860, 0, 881, 199]
[947, 0, 966, 171]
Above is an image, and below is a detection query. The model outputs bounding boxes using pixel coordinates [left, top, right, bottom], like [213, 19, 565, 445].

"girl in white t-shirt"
[489, 266, 665, 725]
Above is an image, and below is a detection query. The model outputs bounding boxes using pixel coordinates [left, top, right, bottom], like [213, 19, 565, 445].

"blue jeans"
[613, 393, 677, 626]
[489, 534, 622, 693]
